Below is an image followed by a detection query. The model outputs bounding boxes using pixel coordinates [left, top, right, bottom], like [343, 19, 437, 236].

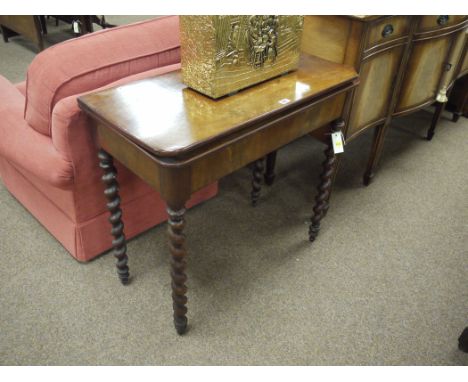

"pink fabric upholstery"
[15, 81, 26, 96]
[0, 76, 73, 187]
[0, 17, 218, 261]
[50, 64, 181, 224]
[25, 16, 180, 136]
[0, 157, 216, 261]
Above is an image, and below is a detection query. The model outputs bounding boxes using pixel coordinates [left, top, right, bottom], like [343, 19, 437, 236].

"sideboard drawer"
[417, 15, 467, 33]
[365, 16, 410, 49]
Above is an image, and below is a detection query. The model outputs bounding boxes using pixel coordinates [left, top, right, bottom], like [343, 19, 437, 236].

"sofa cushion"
[25, 16, 180, 136]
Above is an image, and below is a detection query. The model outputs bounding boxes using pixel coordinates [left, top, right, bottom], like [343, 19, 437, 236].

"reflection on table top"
[79, 54, 358, 158]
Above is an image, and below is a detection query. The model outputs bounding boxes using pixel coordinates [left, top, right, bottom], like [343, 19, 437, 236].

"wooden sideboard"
[302, 15, 468, 184]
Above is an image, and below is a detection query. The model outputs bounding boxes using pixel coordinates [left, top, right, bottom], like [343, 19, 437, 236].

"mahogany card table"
[78, 54, 358, 334]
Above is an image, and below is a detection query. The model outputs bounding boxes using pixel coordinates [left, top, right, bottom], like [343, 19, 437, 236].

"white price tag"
[72, 21, 81, 34]
[331, 131, 345, 154]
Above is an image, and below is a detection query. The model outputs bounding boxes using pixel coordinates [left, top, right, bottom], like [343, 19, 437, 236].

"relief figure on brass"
[215, 16, 280, 69]
[216, 21, 241, 67]
[248, 15, 279, 68]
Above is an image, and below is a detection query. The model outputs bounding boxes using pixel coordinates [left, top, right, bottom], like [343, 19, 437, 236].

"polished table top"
[78, 54, 357, 159]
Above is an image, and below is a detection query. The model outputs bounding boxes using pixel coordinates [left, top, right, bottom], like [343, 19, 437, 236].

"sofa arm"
[0, 74, 73, 188]
[51, 63, 181, 161]
[25, 16, 180, 137]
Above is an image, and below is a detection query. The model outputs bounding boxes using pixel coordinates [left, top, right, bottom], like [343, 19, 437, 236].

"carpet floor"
[0, 16, 467, 365]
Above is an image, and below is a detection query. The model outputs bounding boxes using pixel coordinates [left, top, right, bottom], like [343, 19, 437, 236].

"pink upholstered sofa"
[0, 16, 218, 262]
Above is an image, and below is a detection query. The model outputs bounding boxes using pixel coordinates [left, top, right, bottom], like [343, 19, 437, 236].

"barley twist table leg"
[264, 151, 277, 186]
[251, 157, 265, 206]
[309, 120, 342, 242]
[98, 149, 130, 285]
[167, 207, 188, 335]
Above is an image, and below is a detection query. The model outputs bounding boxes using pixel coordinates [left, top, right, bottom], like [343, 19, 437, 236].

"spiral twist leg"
[309, 133, 338, 242]
[251, 157, 265, 206]
[98, 149, 130, 285]
[264, 151, 277, 186]
[167, 207, 188, 335]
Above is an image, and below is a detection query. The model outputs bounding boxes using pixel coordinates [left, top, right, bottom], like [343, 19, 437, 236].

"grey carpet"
[0, 16, 467, 366]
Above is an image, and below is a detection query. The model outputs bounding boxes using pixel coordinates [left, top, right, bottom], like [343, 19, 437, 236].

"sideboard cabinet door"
[346, 45, 406, 139]
[395, 17, 467, 115]
[395, 35, 454, 114]
[441, 30, 468, 90]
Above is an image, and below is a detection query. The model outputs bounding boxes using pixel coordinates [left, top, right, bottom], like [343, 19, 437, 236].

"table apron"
[189, 92, 346, 192]
[96, 123, 162, 191]
[96, 91, 347, 199]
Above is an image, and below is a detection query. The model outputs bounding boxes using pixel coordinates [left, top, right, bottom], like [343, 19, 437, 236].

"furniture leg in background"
[363, 122, 389, 186]
[264, 151, 277, 186]
[39, 15, 48, 35]
[52, 15, 115, 36]
[427, 101, 446, 141]
[446, 74, 468, 123]
[251, 157, 265, 206]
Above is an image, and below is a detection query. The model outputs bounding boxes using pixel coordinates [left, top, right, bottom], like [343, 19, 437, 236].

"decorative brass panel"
[180, 16, 304, 98]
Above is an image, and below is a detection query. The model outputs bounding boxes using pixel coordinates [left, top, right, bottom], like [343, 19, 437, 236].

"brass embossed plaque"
[180, 16, 304, 98]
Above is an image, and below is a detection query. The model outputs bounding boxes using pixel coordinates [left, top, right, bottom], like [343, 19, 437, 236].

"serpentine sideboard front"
[301, 15, 468, 184]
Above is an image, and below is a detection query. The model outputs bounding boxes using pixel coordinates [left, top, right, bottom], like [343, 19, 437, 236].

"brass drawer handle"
[437, 15, 449, 26]
[382, 24, 394, 38]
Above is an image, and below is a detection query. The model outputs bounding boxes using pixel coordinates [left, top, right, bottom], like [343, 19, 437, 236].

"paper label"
[72, 21, 81, 34]
[331, 131, 345, 154]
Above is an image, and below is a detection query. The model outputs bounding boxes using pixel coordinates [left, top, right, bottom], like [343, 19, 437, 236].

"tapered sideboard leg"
[427, 101, 445, 141]
[264, 151, 277, 186]
[251, 157, 265, 206]
[363, 123, 388, 186]
[98, 149, 130, 285]
[167, 206, 189, 335]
